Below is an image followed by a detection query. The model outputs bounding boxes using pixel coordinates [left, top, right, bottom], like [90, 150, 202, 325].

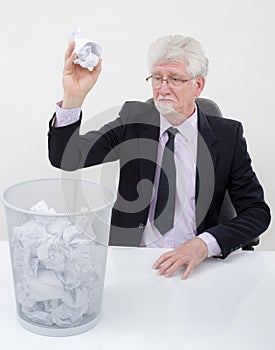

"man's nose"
[158, 79, 172, 94]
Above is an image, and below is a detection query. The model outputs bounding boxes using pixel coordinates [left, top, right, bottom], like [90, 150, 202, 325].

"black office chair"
[147, 97, 259, 250]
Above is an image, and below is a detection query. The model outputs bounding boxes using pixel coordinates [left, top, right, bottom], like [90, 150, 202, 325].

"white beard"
[155, 99, 186, 125]
[155, 101, 175, 115]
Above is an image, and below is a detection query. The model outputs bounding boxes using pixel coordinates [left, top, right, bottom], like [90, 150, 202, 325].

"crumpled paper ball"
[71, 27, 102, 71]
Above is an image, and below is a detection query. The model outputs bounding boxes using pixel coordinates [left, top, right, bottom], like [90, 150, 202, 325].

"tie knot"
[167, 127, 178, 140]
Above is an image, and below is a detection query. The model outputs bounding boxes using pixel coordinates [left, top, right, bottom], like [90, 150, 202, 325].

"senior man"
[48, 35, 271, 279]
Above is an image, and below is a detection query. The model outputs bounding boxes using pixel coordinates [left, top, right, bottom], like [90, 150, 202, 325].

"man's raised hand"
[62, 41, 102, 109]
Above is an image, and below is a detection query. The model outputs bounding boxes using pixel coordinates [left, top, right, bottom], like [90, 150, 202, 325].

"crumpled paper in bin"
[12, 200, 99, 328]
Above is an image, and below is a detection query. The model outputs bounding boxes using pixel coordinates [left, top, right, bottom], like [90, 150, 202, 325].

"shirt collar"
[159, 104, 198, 142]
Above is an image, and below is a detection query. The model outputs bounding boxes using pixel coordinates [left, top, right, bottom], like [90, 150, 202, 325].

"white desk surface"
[0, 241, 274, 350]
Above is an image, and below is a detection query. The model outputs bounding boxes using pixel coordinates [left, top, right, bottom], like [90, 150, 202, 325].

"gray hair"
[147, 35, 209, 78]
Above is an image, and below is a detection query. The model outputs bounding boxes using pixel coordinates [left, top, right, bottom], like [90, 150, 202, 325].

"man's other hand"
[152, 237, 208, 280]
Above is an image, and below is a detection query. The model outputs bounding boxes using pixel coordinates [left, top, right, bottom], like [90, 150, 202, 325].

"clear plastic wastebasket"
[1, 178, 115, 336]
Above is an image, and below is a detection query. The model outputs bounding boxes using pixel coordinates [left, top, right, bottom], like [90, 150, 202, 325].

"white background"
[0, 0, 274, 250]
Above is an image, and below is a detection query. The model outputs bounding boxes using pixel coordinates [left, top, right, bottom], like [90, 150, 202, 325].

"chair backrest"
[195, 97, 222, 117]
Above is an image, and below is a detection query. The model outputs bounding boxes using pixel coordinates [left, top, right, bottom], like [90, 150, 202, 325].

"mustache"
[157, 95, 177, 103]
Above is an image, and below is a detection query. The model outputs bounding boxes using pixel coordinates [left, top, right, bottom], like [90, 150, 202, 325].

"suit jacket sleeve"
[206, 122, 271, 258]
[48, 103, 131, 171]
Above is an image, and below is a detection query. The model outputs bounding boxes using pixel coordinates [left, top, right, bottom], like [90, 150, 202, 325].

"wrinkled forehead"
[152, 60, 190, 75]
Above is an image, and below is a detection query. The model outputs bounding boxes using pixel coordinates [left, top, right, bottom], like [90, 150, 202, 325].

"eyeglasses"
[146, 75, 194, 88]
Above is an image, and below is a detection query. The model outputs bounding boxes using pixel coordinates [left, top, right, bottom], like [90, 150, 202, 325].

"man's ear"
[195, 76, 205, 97]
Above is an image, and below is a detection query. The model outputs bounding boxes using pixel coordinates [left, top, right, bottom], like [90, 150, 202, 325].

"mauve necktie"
[154, 127, 178, 234]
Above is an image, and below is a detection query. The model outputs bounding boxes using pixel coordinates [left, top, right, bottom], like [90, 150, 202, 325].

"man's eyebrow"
[151, 71, 185, 77]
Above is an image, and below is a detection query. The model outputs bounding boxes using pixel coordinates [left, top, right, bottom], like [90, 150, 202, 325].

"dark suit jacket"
[48, 101, 271, 258]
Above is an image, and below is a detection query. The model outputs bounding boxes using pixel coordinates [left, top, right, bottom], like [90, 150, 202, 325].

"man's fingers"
[95, 57, 102, 70]
[181, 264, 194, 280]
[156, 256, 178, 276]
[89, 58, 102, 79]
[152, 252, 172, 269]
[65, 41, 75, 61]
[63, 42, 77, 75]
[163, 258, 185, 278]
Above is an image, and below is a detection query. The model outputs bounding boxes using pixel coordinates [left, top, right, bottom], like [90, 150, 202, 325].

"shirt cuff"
[54, 101, 81, 127]
[198, 232, 222, 257]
